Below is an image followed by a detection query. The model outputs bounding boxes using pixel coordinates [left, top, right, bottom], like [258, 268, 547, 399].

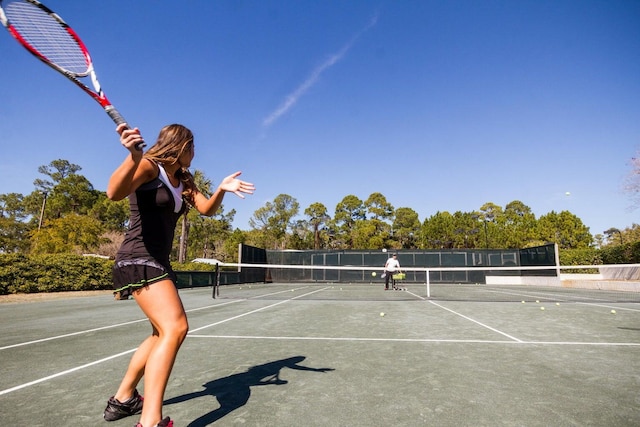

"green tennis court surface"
[1, 285, 639, 426]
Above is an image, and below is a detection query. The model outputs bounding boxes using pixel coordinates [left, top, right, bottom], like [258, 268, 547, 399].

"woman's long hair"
[144, 124, 196, 204]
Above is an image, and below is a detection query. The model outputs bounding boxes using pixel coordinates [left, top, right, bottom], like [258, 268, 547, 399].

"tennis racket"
[0, 0, 144, 149]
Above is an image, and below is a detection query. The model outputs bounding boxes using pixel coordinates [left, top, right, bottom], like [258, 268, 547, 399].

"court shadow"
[164, 355, 334, 426]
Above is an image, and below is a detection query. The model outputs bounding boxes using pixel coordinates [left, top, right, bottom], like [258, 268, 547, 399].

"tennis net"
[208, 263, 640, 303]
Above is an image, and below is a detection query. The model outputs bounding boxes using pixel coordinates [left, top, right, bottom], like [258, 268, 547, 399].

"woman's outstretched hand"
[220, 171, 255, 199]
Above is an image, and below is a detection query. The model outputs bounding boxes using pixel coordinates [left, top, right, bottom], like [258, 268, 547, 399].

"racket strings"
[6, 1, 89, 75]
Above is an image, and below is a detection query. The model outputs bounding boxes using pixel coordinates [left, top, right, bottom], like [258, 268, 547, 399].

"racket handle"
[105, 105, 127, 126]
[105, 106, 146, 150]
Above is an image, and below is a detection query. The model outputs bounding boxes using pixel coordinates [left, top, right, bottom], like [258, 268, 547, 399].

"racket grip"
[105, 105, 127, 126]
[105, 106, 146, 150]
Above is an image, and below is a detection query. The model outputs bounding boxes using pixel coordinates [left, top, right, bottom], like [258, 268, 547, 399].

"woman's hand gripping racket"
[0, 0, 144, 149]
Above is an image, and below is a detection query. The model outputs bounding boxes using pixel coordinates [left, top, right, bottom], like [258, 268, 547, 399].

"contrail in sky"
[262, 13, 379, 128]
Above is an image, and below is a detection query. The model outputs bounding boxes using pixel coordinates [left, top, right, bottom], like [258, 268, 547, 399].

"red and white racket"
[0, 0, 144, 148]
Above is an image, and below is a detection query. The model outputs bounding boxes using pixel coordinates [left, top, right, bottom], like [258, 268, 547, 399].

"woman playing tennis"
[103, 123, 255, 427]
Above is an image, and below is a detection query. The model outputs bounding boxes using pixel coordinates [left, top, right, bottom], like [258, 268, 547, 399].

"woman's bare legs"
[112, 334, 157, 402]
[114, 280, 188, 427]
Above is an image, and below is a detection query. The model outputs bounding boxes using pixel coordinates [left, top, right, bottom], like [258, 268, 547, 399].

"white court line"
[3, 288, 638, 396]
[0, 288, 327, 396]
[484, 289, 629, 304]
[190, 335, 518, 344]
[246, 285, 312, 299]
[0, 349, 137, 396]
[0, 319, 148, 351]
[189, 287, 329, 333]
[577, 302, 640, 312]
[0, 299, 243, 351]
[429, 300, 524, 342]
[405, 290, 426, 300]
[188, 334, 640, 347]
[0, 287, 309, 352]
[185, 299, 245, 313]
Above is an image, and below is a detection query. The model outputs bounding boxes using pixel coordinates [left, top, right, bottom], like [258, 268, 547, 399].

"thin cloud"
[262, 13, 379, 128]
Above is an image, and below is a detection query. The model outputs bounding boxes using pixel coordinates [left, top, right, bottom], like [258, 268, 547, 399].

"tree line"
[1, 159, 638, 263]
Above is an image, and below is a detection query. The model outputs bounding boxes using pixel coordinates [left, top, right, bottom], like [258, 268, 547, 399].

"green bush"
[0, 254, 113, 295]
[633, 241, 640, 263]
[0, 254, 33, 294]
[560, 243, 640, 272]
[0, 255, 222, 295]
[600, 242, 640, 265]
[559, 248, 602, 266]
[173, 261, 218, 272]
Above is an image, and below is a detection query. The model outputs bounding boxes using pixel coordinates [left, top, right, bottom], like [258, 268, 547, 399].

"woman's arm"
[106, 125, 156, 201]
[190, 171, 255, 216]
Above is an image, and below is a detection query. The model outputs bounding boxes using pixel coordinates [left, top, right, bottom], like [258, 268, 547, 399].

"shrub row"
[0, 254, 114, 295]
[0, 254, 218, 295]
[552, 243, 640, 267]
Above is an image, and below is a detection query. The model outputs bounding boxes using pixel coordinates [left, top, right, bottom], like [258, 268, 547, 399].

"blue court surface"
[1, 284, 639, 426]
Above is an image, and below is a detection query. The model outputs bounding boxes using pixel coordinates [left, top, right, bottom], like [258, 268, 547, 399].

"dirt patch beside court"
[0, 290, 113, 304]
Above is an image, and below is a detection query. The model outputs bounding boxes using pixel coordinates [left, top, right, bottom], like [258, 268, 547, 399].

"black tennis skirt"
[112, 258, 176, 300]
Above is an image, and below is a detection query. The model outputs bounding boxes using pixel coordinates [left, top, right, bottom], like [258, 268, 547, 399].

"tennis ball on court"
[556, 302, 560, 306]
[611, 310, 616, 314]
[536, 300, 540, 303]
[372, 272, 377, 277]
[380, 312, 385, 317]
[521, 301, 525, 304]
[540, 307, 545, 311]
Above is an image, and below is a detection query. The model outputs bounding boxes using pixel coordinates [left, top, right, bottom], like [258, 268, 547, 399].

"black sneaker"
[104, 389, 144, 421]
[134, 417, 173, 427]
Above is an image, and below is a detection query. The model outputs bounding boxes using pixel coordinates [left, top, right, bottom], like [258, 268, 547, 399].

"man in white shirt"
[383, 253, 401, 290]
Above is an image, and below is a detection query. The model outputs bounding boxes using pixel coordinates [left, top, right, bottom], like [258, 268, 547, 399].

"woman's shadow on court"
[164, 355, 334, 426]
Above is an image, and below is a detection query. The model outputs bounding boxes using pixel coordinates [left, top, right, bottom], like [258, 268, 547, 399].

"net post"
[554, 242, 560, 278]
[212, 262, 220, 299]
[426, 268, 431, 298]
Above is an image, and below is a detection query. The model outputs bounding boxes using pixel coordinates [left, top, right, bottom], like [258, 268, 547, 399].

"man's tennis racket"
[0, 0, 144, 149]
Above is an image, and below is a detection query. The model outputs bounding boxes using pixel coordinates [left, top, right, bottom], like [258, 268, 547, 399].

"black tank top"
[116, 166, 186, 267]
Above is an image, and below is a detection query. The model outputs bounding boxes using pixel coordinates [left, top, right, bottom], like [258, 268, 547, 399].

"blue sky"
[1, 0, 638, 239]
